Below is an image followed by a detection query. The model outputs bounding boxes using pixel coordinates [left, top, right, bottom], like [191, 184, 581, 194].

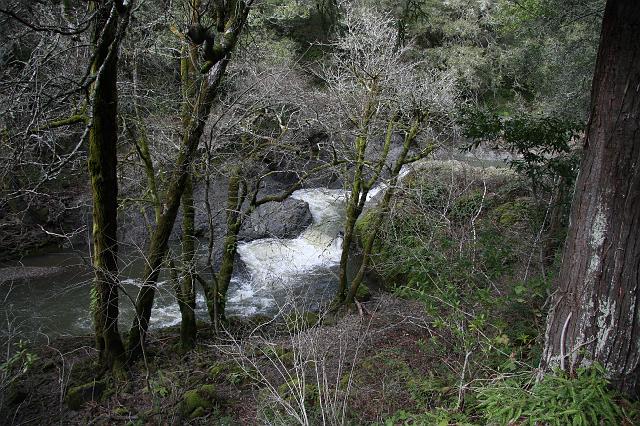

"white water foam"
[236, 188, 347, 288]
[227, 188, 347, 315]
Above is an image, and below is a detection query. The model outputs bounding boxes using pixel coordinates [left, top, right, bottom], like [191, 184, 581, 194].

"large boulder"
[238, 197, 312, 242]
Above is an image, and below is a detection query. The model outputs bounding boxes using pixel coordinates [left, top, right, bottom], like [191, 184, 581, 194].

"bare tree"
[127, 0, 255, 361]
[319, 6, 459, 305]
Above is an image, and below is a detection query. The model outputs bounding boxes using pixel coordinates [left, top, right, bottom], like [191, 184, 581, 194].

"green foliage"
[209, 360, 255, 385]
[383, 408, 474, 426]
[1, 340, 37, 378]
[461, 108, 582, 191]
[489, 0, 603, 119]
[476, 365, 637, 425]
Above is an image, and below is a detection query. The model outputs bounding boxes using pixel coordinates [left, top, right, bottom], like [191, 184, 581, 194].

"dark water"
[0, 247, 213, 341]
[0, 188, 352, 342]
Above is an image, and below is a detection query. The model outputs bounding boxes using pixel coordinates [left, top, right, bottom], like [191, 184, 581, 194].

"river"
[0, 188, 347, 339]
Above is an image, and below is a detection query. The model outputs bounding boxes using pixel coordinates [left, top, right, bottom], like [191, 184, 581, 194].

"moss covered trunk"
[127, 59, 231, 360]
[89, 1, 126, 373]
[337, 86, 380, 302]
[345, 118, 419, 303]
[179, 174, 197, 349]
[175, 39, 200, 350]
[205, 168, 244, 326]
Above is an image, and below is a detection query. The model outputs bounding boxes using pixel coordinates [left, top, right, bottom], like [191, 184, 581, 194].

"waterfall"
[226, 188, 347, 315]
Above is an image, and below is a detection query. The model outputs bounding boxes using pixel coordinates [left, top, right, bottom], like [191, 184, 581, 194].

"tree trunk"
[127, 1, 251, 361]
[89, 1, 126, 374]
[179, 174, 197, 349]
[541, 0, 640, 398]
[345, 118, 418, 303]
[175, 39, 199, 351]
[127, 59, 231, 360]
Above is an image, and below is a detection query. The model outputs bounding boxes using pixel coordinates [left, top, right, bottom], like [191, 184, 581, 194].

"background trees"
[2, 0, 639, 422]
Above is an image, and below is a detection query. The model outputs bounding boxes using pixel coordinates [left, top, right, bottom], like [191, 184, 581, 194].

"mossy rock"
[209, 361, 254, 385]
[181, 384, 218, 419]
[354, 284, 371, 301]
[285, 311, 319, 331]
[66, 380, 106, 410]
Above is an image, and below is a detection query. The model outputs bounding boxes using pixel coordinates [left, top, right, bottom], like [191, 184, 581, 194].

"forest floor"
[2, 293, 456, 425]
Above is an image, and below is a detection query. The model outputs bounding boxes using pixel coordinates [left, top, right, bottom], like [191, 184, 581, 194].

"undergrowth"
[359, 161, 637, 424]
[477, 364, 638, 425]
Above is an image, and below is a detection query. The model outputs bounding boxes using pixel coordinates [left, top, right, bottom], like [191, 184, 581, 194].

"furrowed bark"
[541, 0, 640, 398]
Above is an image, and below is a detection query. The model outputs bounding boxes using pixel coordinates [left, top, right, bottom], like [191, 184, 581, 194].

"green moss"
[209, 361, 254, 385]
[450, 190, 486, 222]
[264, 345, 295, 368]
[65, 380, 106, 410]
[181, 384, 218, 419]
[354, 208, 376, 241]
[277, 378, 319, 406]
[113, 406, 130, 416]
[285, 311, 319, 331]
[493, 198, 534, 226]
[339, 373, 352, 390]
[355, 283, 371, 301]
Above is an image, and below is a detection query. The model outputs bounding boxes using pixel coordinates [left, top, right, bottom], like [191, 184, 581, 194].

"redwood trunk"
[542, 0, 640, 397]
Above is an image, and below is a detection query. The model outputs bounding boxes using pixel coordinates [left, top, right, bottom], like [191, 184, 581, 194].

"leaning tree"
[541, 0, 640, 397]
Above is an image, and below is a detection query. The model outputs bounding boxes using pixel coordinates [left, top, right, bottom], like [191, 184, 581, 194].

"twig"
[560, 311, 572, 372]
[457, 350, 472, 410]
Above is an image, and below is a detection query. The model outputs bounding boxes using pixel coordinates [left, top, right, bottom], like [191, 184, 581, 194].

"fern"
[476, 364, 636, 425]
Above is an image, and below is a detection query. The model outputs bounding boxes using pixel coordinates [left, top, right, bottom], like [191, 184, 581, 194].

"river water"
[0, 188, 347, 339]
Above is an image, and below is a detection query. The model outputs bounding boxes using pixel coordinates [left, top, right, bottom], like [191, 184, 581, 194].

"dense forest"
[0, 0, 639, 424]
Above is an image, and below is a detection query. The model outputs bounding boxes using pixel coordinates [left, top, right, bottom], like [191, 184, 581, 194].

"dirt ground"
[1, 294, 449, 425]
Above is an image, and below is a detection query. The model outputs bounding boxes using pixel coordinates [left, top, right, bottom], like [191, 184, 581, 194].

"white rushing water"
[227, 188, 347, 315]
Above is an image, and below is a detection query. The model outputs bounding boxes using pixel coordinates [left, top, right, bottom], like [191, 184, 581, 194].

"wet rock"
[239, 198, 312, 242]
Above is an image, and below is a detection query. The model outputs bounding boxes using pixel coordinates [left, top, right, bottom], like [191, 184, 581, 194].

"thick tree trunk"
[542, 0, 640, 398]
[89, 1, 126, 374]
